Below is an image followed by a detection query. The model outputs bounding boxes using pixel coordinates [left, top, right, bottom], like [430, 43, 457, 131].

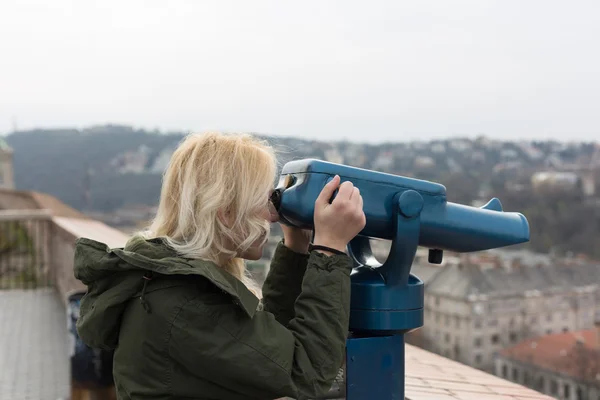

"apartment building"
[410, 259, 600, 374]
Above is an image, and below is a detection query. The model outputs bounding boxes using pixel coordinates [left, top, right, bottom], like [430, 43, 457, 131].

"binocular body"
[272, 158, 530, 333]
[273, 159, 529, 254]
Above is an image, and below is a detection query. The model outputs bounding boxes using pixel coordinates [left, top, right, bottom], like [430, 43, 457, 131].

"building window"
[435, 297, 440, 306]
[474, 337, 482, 347]
[537, 377, 544, 391]
[474, 319, 482, 329]
[455, 316, 460, 328]
[576, 387, 584, 400]
[512, 368, 518, 382]
[445, 315, 450, 326]
[489, 318, 498, 327]
[530, 316, 537, 324]
[546, 313, 552, 322]
[550, 380, 558, 395]
[564, 383, 570, 398]
[491, 334, 500, 345]
[445, 333, 450, 343]
[509, 332, 518, 343]
[563, 327, 569, 333]
[502, 365, 508, 378]
[475, 354, 482, 365]
[436, 313, 440, 323]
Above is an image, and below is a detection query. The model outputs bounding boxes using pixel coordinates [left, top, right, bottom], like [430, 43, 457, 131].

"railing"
[0, 208, 121, 400]
[0, 209, 52, 290]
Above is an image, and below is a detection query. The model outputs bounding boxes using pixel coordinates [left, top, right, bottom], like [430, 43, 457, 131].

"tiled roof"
[411, 263, 443, 284]
[498, 328, 600, 384]
[406, 344, 554, 399]
[425, 261, 600, 299]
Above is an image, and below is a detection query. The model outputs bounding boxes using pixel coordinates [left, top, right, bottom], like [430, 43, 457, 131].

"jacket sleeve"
[169, 251, 352, 400]
[260, 240, 309, 326]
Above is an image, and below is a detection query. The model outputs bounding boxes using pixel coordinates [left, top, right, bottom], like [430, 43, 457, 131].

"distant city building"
[531, 171, 581, 193]
[324, 148, 344, 164]
[413, 156, 436, 170]
[0, 138, 14, 189]
[581, 171, 596, 197]
[150, 147, 175, 174]
[405, 257, 600, 374]
[110, 145, 151, 174]
[495, 325, 600, 400]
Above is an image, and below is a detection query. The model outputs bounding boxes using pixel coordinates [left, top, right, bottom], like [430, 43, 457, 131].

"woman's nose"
[269, 212, 280, 223]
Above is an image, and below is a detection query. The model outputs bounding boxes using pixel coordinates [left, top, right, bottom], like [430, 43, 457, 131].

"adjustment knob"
[429, 249, 443, 264]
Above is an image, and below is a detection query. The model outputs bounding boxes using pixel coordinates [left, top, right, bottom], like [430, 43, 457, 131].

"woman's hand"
[313, 175, 366, 254]
[280, 224, 312, 254]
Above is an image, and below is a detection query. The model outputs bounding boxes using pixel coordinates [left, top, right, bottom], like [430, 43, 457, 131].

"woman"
[74, 132, 366, 400]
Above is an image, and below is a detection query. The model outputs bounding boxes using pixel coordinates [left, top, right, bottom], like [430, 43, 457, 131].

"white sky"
[1, 0, 599, 143]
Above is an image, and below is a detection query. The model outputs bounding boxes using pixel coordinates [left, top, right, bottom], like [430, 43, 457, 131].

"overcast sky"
[1, 0, 599, 143]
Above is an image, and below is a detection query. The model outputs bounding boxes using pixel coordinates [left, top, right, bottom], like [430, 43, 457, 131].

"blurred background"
[0, 1, 598, 399]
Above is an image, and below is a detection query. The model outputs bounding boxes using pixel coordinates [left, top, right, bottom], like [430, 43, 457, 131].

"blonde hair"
[140, 132, 277, 292]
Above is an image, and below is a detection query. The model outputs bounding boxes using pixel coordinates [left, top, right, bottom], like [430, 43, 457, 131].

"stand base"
[345, 334, 405, 400]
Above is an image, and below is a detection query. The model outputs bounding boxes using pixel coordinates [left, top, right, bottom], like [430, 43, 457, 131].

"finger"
[350, 187, 360, 200]
[315, 175, 341, 206]
[336, 181, 354, 201]
[357, 193, 364, 210]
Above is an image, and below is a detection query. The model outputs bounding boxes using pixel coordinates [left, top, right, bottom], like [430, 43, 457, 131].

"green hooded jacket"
[73, 235, 352, 400]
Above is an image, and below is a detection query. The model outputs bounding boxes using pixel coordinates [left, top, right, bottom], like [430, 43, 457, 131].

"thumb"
[316, 175, 341, 207]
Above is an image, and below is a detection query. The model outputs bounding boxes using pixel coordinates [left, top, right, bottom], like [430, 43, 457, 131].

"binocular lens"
[270, 189, 283, 211]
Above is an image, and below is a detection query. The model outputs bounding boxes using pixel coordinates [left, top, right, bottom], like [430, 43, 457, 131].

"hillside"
[5, 125, 600, 259]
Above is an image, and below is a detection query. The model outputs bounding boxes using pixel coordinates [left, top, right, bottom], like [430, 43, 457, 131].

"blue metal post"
[346, 335, 405, 399]
[345, 191, 424, 400]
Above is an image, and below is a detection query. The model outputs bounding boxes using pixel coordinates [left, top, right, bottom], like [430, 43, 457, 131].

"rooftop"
[498, 328, 600, 385]
[406, 344, 554, 399]
[425, 261, 600, 299]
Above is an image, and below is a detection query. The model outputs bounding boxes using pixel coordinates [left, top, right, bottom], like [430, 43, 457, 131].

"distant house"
[495, 326, 600, 399]
[531, 171, 581, 193]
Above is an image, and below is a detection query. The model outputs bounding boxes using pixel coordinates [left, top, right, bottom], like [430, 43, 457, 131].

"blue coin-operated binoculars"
[271, 159, 530, 400]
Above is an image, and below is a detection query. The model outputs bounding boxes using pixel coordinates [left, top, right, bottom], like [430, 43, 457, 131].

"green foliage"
[0, 221, 33, 255]
[0, 221, 40, 289]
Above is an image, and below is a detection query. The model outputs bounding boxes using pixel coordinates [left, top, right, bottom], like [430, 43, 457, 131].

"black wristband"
[308, 243, 346, 255]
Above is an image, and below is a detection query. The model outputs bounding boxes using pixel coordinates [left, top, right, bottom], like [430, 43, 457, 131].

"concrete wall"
[51, 221, 88, 304]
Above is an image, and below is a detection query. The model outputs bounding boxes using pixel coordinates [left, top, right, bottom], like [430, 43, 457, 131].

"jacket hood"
[74, 235, 259, 350]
